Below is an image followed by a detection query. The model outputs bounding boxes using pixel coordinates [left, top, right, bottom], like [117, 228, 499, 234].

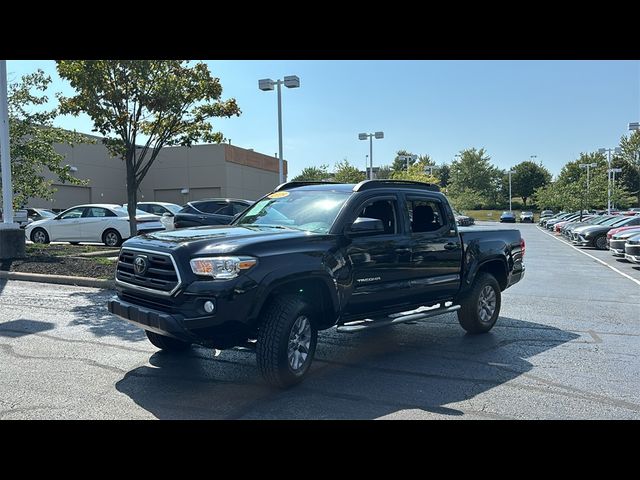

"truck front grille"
[116, 248, 181, 296]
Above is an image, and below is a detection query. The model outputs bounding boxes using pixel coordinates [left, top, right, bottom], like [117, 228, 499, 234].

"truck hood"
[123, 225, 318, 254]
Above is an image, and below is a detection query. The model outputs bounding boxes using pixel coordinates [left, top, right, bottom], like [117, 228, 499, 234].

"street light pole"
[630, 122, 640, 207]
[365, 154, 369, 178]
[609, 168, 623, 209]
[359, 131, 384, 180]
[397, 154, 417, 171]
[276, 80, 283, 184]
[259, 75, 300, 185]
[598, 147, 622, 214]
[0, 60, 14, 225]
[579, 163, 597, 219]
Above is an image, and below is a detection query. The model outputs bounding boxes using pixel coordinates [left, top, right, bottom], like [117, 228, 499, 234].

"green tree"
[333, 159, 366, 183]
[56, 60, 240, 236]
[391, 155, 438, 183]
[533, 152, 633, 211]
[509, 160, 552, 207]
[375, 165, 393, 179]
[1, 70, 87, 209]
[291, 164, 330, 182]
[390, 164, 438, 183]
[448, 148, 502, 208]
[391, 150, 416, 172]
[437, 163, 450, 188]
[619, 130, 640, 206]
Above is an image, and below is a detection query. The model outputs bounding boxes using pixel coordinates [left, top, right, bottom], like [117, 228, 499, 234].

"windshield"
[165, 204, 183, 214]
[37, 210, 56, 218]
[113, 207, 152, 217]
[234, 190, 351, 234]
[611, 217, 636, 227]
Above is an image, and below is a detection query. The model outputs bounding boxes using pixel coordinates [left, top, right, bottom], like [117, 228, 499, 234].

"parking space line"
[536, 227, 640, 287]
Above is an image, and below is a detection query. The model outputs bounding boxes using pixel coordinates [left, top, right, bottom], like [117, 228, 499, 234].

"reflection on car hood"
[24, 218, 50, 230]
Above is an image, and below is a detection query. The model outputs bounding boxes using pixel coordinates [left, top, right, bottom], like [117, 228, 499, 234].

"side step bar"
[336, 304, 461, 333]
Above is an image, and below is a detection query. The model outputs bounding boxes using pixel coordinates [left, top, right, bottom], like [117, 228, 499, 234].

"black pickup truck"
[108, 180, 525, 387]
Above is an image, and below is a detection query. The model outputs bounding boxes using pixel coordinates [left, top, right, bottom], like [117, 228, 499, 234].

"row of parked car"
[21, 198, 252, 247]
[539, 209, 640, 264]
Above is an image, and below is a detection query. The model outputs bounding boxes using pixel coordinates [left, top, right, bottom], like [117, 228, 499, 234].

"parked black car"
[500, 211, 516, 223]
[108, 180, 525, 387]
[173, 198, 252, 229]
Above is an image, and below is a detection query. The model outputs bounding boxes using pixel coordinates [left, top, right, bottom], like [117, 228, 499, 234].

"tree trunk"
[126, 155, 138, 238]
[522, 196, 528, 207]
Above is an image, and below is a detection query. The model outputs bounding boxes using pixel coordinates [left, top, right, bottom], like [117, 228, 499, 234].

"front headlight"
[190, 256, 257, 279]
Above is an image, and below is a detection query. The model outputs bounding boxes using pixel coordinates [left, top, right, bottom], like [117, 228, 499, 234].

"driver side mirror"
[345, 217, 384, 236]
[162, 212, 173, 217]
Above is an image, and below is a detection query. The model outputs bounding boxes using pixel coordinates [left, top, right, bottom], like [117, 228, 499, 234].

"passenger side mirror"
[345, 217, 384, 236]
[162, 212, 173, 217]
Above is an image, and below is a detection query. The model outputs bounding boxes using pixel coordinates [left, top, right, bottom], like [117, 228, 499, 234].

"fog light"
[204, 300, 215, 313]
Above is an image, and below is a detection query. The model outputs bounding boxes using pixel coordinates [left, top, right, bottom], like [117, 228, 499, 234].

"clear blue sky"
[7, 60, 640, 179]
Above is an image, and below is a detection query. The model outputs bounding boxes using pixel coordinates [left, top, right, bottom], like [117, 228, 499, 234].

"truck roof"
[275, 180, 441, 194]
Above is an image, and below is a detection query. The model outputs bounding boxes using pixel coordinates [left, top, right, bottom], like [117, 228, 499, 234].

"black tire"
[594, 234, 607, 250]
[257, 294, 318, 388]
[145, 330, 191, 351]
[456, 273, 501, 334]
[102, 229, 122, 247]
[31, 228, 50, 244]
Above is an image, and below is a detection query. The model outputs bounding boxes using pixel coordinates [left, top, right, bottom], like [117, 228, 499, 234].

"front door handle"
[395, 248, 411, 254]
[444, 242, 460, 250]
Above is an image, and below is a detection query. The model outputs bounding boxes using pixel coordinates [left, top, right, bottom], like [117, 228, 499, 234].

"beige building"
[29, 137, 288, 210]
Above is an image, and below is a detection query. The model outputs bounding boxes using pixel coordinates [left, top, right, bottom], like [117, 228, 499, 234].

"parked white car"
[24, 204, 165, 247]
[123, 202, 182, 231]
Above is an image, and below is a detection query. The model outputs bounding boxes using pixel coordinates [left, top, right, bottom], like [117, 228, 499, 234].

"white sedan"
[25, 204, 165, 247]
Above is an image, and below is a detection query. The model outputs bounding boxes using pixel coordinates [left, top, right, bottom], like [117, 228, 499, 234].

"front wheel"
[456, 273, 501, 334]
[257, 295, 318, 388]
[31, 228, 50, 244]
[103, 229, 122, 247]
[594, 234, 607, 250]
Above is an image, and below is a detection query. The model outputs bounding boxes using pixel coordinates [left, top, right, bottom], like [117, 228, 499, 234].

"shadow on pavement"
[115, 315, 579, 419]
[0, 319, 55, 338]
[67, 290, 146, 342]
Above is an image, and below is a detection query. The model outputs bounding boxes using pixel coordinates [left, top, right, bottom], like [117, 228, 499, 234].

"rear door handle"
[444, 242, 460, 250]
[395, 248, 411, 254]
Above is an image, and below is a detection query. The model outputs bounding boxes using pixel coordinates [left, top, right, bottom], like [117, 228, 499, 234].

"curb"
[75, 249, 121, 258]
[0, 270, 115, 289]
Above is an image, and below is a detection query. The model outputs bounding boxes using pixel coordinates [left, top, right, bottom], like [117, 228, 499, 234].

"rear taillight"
[520, 238, 526, 258]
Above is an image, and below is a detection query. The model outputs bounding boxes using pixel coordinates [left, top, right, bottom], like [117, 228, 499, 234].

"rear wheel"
[257, 295, 318, 388]
[103, 229, 122, 247]
[594, 234, 607, 250]
[145, 331, 191, 352]
[456, 273, 501, 334]
[31, 228, 50, 244]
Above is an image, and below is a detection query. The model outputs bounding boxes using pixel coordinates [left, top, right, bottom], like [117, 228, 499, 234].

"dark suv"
[173, 198, 252, 229]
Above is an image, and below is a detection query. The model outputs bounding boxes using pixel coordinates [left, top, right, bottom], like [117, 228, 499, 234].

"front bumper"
[108, 298, 193, 340]
[624, 244, 640, 264]
[572, 233, 591, 246]
[609, 239, 626, 256]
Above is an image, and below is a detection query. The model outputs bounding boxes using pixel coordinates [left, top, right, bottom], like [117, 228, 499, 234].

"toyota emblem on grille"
[133, 255, 148, 275]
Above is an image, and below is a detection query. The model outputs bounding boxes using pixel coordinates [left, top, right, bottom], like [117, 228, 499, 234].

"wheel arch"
[250, 274, 339, 332]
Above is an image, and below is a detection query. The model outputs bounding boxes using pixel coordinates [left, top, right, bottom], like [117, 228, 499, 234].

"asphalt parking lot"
[1, 222, 639, 419]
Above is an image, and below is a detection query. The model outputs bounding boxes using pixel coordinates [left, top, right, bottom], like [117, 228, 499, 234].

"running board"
[336, 304, 461, 333]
